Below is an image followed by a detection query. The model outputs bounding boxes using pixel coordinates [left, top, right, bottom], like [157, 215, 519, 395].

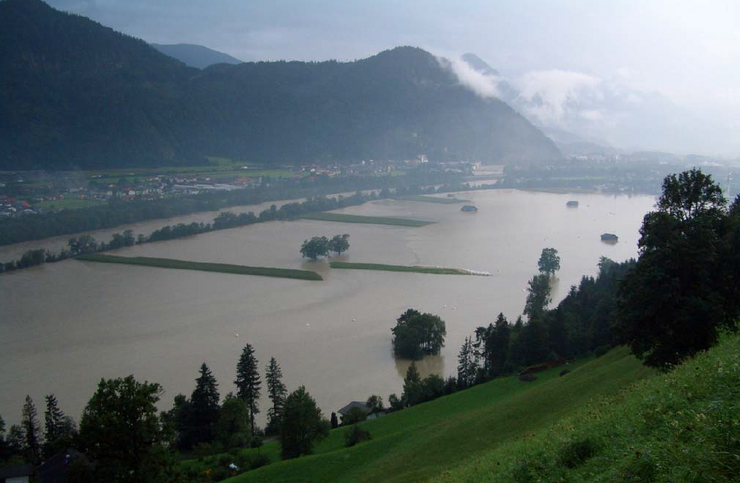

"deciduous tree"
[618, 169, 738, 369]
[279, 387, 328, 459]
[78, 376, 172, 483]
[538, 248, 561, 277]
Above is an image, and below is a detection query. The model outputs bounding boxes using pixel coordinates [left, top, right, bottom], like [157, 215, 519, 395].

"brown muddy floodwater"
[0, 189, 655, 425]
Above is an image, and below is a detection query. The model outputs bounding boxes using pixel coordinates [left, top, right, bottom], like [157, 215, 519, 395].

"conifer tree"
[235, 344, 261, 436]
[456, 336, 477, 389]
[265, 357, 287, 434]
[402, 363, 423, 407]
[43, 394, 67, 458]
[21, 395, 42, 464]
[191, 363, 220, 444]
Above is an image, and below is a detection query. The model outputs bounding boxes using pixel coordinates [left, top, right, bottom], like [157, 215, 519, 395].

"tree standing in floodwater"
[538, 248, 560, 277]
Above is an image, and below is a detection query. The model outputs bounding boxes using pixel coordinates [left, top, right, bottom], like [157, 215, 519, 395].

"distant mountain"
[461, 52, 730, 157]
[151, 43, 242, 69]
[0, 0, 561, 169]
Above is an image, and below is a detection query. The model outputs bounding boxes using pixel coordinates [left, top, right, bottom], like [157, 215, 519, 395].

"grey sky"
[47, 0, 740, 155]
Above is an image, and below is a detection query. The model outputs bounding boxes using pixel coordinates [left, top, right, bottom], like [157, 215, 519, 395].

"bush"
[250, 453, 271, 470]
[594, 345, 610, 357]
[249, 434, 264, 448]
[557, 438, 599, 468]
[519, 373, 537, 382]
[209, 466, 230, 482]
[344, 425, 372, 447]
[559, 369, 571, 377]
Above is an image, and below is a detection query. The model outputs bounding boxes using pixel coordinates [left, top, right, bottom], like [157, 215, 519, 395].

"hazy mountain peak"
[151, 43, 242, 69]
[461, 53, 500, 77]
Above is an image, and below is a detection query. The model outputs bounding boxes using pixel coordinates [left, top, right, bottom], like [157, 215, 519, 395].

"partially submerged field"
[395, 195, 470, 204]
[76, 254, 323, 280]
[330, 261, 483, 275]
[212, 347, 654, 483]
[300, 212, 434, 227]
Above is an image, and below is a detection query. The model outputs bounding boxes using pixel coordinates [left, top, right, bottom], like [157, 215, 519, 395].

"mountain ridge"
[151, 43, 243, 69]
[0, 0, 561, 169]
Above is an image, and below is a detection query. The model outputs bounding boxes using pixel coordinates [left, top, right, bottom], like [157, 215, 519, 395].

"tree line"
[1, 193, 368, 274]
[0, 167, 470, 246]
[1, 179, 494, 274]
[300, 234, 350, 261]
[0, 343, 330, 482]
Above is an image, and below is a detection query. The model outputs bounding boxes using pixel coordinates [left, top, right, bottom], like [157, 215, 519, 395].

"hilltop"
[151, 43, 243, 69]
[0, 0, 561, 169]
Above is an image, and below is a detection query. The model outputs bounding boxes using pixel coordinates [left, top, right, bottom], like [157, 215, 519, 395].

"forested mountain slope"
[0, 0, 561, 169]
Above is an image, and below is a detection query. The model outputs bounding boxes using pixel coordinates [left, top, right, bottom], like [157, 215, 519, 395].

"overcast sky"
[47, 0, 740, 155]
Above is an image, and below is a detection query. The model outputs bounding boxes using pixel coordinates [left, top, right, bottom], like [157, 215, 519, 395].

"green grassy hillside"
[222, 347, 654, 483]
[432, 334, 740, 483]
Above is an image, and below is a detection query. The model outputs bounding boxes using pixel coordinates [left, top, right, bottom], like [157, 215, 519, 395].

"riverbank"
[301, 213, 434, 227]
[77, 254, 323, 280]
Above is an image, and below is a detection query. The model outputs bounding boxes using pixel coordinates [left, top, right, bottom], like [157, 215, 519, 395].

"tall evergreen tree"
[21, 395, 42, 464]
[0, 414, 8, 463]
[456, 336, 477, 389]
[524, 274, 552, 322]
[489, 313, 511, 376]
[191, 363, 220, 444]
[43, 394, 67, 458]
[265, 357, 287, 435]
[402, 363, 423, 407]
[235, 344, 261, 436]
[7, 425, 24, 458]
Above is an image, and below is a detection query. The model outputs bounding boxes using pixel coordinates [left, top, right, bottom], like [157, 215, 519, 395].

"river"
[0, 189, 655, 425]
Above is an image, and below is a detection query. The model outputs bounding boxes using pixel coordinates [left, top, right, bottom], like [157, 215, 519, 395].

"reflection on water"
[394, 354, 445, 380]
[0, 189, 656, 425]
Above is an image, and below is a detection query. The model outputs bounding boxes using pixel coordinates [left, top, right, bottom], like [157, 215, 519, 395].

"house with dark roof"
[0, 463, 33, 483]
[37, 449, 91, 483]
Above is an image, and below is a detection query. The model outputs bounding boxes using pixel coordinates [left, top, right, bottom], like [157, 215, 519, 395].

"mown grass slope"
[432, 333, 740, 483]
[225, 347, 654, 483]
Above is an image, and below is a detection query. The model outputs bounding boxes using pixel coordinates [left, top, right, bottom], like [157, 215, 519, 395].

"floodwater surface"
[0, 189, 655, 425]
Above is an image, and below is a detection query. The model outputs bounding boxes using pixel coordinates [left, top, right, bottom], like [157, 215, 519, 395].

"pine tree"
[402, 363, 423, 407]
[191, 363, 220, 444]
[43, 394, 66, 458]
[489, 313, 511, 376]
[21, 395, 42, 464]
[265, 357, 287, 435]
[235, 344, 261, 436]
[0, 413, 8, 462]
[456, 336, 477, 389]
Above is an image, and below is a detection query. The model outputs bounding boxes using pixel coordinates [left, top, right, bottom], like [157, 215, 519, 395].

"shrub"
[250, 453, 271, 470]
[620, 452, 657, 482]
[249, 433, 264, 448]
[344, 425, 372, 447]
[519, 373, 537, 382]
[594, 345, 610, 357]
[557, 438, 599, 468]
[559, 369, 571, 377]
